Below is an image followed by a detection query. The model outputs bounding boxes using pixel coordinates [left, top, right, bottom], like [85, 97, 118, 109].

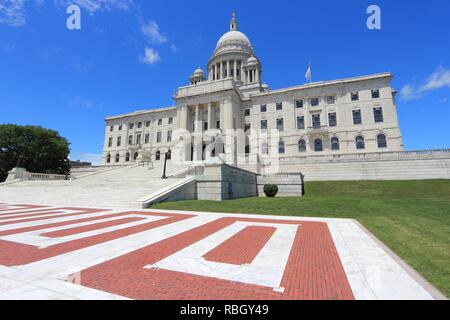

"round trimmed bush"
[263, 184, 279, 198]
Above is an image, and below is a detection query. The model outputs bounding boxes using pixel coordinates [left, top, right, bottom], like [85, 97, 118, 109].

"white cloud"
[0, 0, 26, 26]
[0, 0, 134, 26]
[400, 66, 450, 101]
[141, 20, 167, 44]
[139, 47, 160, 65]
[170, 43, 178, 53]
[54, 0, 134, 13]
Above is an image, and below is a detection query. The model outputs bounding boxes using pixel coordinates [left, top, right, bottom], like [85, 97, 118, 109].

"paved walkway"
[0, 203, 436, 300]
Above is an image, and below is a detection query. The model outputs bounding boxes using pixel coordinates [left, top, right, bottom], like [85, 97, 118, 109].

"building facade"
[102, 13, 403, 170]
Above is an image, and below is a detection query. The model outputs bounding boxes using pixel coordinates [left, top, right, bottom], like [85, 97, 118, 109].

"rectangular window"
[117, 136, 121, 147]
[328, 113, 337, 127]
[245, 109, 251, 116]
[108, 137, 113, 147]
[110, 126, 114, 132]
[137, 122, 142, 129]
[118, 124, 122, 131]
[371, 89, 380, 99]
[145, 133, 149, 144]
[129, 123, 134, 130]
[262, 143, 268, 155]
[128, 135, 133, 145]
[373, 107, 384, 123]
[310, 98, 319, 107]
[351, 92, 359, 101]
[276, 102, 283, 111]
[297, 116, 305, 129]
[276, 118, 284, 131]
[169, 117, 173, 124]
[167, 130, 172, 142]
[145, 121, 150, 128]
[295, 100, 303, 108]
[216, 121, 221, 129]
[245, 123, 251, 131]
[156, 132, 162, 143]
[353, 110, 362, 125]
[326, 96, 335, 105]
[260, 104, 267, 113]
[136, 134, 141, 145]
[203, 122, 208, 131]
[312, 114, 321, 129]
[261, 119, 268, 131]
[158, 119, 162, 126]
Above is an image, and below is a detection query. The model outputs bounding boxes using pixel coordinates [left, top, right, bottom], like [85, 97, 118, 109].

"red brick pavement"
[78, 217, 355, 300]
[41, 217, 145, 238]
[203, 226, 276, 265]
[0, 210, 193, 266]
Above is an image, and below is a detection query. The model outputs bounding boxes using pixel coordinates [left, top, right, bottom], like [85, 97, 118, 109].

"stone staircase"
[0, 161, 189, 208]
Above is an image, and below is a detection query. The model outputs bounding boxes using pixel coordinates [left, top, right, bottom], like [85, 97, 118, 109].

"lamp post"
[161, 152, 168, 179]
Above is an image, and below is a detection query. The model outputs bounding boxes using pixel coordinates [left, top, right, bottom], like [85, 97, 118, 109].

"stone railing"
[278, 149, 450, 163]
[6, 167, 67, 182]
[28, 172, 67, 181]
[257, 172, 304, 197]
[166, 165, 205, 179]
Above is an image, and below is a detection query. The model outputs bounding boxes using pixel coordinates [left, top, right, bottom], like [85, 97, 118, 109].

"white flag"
[305, 64, 311, 82]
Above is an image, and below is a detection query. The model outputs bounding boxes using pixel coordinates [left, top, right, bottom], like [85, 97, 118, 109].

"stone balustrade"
[6, 167, 67, 182]
[279, 149, 450, 164]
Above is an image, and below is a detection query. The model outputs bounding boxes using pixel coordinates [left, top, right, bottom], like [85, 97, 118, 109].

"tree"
[0, 124, 70, 182]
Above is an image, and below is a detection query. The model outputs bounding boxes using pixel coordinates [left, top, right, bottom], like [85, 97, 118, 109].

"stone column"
[208, 102, 214, 129]
[226, 60, 230, 78]
[177, 105, 191, 161]
[193, 104, 203, 161]
[221, 99, 236, 165]
[219, 62, 223, 80]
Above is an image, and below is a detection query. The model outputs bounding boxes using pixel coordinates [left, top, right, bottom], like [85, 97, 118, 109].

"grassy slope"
[152, 180, 450, 297]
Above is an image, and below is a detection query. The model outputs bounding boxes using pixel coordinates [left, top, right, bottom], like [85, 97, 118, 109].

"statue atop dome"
[230, 12, 238, 31]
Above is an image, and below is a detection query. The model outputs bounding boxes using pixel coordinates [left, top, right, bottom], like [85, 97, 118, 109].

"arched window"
[133, 152, 138, 161]
[314, 139, 323, 152]
[125, 153, 130, 162]
[106, 154, 111, 163]
[377, 134, 387, 148]
[156, 151, 161, 161]
[278, 140, 285, 154]
[166, 149, 172, 160]
[331, 137, 340, 151]
[298, 139, 306, 153]
[356, 136, 365, 149]
[115, 154, 120, 163]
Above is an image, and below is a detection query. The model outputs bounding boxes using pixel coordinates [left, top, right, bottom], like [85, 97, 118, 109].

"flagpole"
[309, 63, 312, 83]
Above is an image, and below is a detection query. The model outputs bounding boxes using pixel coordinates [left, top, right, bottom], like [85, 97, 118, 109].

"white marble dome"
[247, 56, 258, 65]
[216, 30, 251, 49]
[193, 67, 205, 76]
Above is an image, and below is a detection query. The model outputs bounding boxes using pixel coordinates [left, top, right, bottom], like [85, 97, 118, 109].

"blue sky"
[0, 0, 449, 164]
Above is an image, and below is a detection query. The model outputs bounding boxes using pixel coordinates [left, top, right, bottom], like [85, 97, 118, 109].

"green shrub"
[263, 184, 278, 197]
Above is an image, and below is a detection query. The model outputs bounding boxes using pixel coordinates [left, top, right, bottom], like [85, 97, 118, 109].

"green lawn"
[152, 180, 450, 297]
